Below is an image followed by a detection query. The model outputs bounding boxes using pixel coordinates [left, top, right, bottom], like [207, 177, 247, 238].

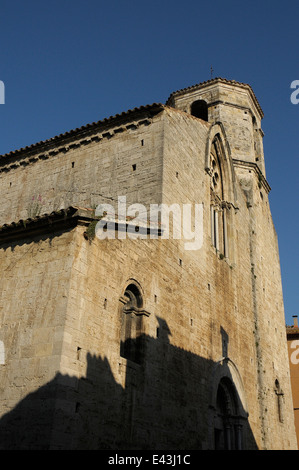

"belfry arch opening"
[191, 100, 208, 121]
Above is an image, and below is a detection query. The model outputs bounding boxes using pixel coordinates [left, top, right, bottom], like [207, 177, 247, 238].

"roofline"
[0, 205, 163, 243]
[0, 78, 263, 163]
[286, 327, 299, 336]
[0, 207, 84, 243]
[166, 77, 264, 119]
[0, 103, 164, 163]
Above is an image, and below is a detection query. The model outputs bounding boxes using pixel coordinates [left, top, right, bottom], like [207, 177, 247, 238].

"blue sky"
[0, 0, 298, 325]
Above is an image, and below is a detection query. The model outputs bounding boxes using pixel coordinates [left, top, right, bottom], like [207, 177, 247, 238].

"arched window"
[214, 377, 243, 450]
[119, 283, 149, 364]
[209, 139, 228, 257]
[191, 100, 208, 121]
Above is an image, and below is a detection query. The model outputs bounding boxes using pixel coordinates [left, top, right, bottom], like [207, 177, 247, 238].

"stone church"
[0, 78, 297, 450]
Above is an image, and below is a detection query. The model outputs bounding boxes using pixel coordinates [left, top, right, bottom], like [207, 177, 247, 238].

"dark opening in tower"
[191, 99, 208, 121]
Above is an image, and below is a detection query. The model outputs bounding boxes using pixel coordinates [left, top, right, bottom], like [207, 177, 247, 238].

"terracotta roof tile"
[0, 103, 164, 162]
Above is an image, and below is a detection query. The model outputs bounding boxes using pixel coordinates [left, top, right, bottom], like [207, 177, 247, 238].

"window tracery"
[209, 139, 229, 257]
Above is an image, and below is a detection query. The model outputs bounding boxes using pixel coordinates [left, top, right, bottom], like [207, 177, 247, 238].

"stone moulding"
[0, 207, 86, 244]
[232, 159, 271, 194]
[0, 206, 164, 244]
[123, 306, 151, 317]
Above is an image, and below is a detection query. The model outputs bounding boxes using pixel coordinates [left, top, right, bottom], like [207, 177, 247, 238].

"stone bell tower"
[166, 77, 266, 176]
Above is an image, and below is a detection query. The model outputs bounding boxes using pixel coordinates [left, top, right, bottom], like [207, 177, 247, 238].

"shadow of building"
[0, 316, 257, 450]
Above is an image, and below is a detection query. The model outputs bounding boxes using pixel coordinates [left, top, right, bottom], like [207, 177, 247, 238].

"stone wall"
[0, 105, 164, 226]
[0, 80, 297, 449]
[0, 226, 75, 448]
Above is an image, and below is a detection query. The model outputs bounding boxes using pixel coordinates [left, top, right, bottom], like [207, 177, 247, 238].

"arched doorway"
[214, 377, 243, 450]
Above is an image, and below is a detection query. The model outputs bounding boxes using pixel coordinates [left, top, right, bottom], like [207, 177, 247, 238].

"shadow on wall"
[0, 319, 258, 450]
